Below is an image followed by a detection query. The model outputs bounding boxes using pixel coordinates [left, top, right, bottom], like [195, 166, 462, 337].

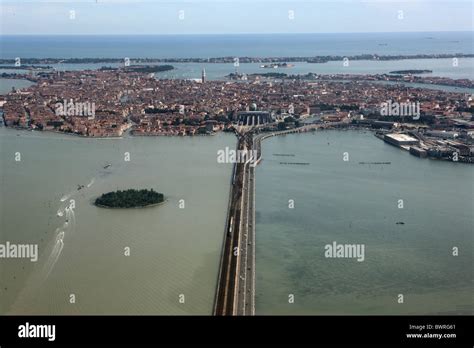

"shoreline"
[0, 126, 219, 139]
[2, 125, 472, 164]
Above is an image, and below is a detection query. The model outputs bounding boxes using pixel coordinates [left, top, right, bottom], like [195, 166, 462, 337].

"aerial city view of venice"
[0, 0, 472, 322]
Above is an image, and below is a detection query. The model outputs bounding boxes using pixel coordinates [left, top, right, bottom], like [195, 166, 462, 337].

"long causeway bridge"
[213, 121, 342, 315]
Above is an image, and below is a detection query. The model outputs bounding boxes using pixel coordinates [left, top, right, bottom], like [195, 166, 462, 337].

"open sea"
[1, 32, 473, 79]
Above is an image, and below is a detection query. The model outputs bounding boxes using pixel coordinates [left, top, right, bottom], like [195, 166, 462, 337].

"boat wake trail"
[41, 197, 77, 281]
[9, 225, 67, 312]
[60, 192, 74, 202]
[63, 206, 76, 232]
[41, 229, 65, 280]
[41, 207, 75, 281]
[87, 178, 95, 188]
[9, 170, 107, 312]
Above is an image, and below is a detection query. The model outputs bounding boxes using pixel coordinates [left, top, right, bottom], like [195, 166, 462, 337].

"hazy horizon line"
[1, 30, 473, 37]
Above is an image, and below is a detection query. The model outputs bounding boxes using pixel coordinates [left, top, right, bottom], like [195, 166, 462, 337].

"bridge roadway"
[213, 134, 245, 316]
[236, 131, 256, 315]
[214, 121, 344, 316]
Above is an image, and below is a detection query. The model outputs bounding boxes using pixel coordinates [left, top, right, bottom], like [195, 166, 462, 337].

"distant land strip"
[389, 70, 432, 74]
[1, 53, 473, 65]
[279, 162, 310, 165]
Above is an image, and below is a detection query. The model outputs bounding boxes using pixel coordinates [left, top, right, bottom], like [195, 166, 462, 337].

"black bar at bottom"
[0, 315, 472, 345]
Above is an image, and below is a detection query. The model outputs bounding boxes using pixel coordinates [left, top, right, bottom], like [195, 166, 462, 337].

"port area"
[375, 131, 474, 163]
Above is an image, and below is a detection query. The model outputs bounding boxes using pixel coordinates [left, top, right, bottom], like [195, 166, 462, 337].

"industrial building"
[383, 133, 419, 147]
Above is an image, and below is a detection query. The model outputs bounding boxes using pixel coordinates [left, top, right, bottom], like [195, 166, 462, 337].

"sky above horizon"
[0, 0, 472, 35]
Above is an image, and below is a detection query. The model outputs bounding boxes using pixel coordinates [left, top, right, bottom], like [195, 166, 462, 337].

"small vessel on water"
[104, 163, 111, 169]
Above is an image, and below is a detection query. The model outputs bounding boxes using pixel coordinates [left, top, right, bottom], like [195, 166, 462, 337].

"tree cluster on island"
[99, 65, 174, 73]
[95, 189, 164, 208]
[250, 72, 288, 78]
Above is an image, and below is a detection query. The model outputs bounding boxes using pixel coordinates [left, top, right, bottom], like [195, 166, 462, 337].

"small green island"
[99, 65, 174, 73]
[95, 189, 164, 208]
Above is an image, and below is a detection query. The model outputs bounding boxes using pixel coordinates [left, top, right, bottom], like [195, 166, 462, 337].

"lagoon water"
[1, 58, 473, 81]
[255, 130, 473, 315]
[0, 79, 34, 95]
[0, 128, 235, 314]
[1, 128, 472, 315]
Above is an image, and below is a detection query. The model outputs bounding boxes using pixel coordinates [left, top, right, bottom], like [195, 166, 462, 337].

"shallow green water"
[255, 130, 473, 315]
